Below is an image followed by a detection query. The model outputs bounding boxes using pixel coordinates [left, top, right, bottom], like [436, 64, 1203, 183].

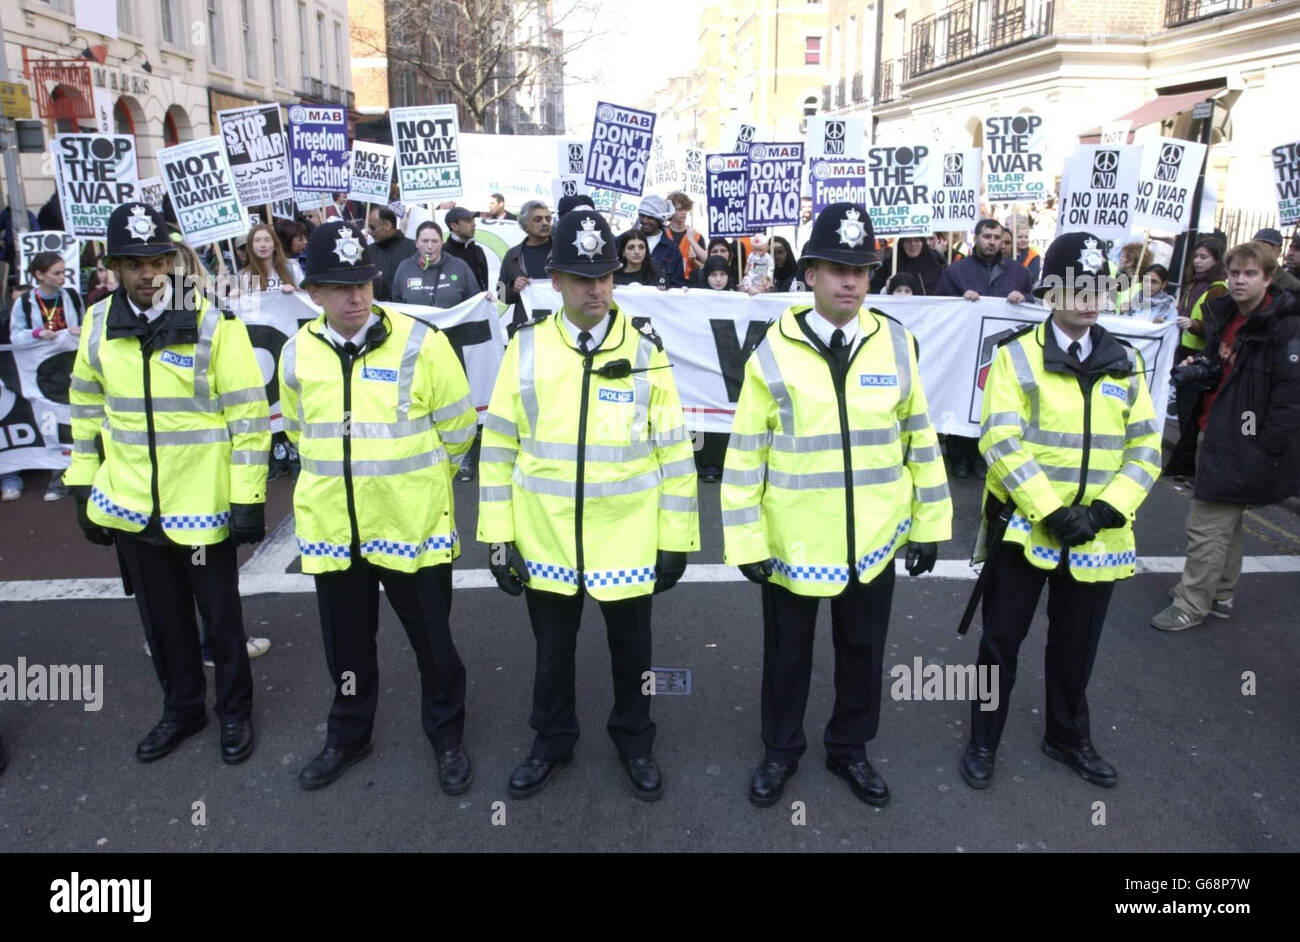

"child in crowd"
[742, 234, 773, 294]
[885, 272, 921, 296]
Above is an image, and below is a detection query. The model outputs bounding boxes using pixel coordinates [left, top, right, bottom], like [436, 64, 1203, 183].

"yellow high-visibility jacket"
[979, 319, 1162, 581]
[721, 305, 952, 596]
[477, 306, 699, 600]
[279, 307, 477, 574]
[65, 289, 269, 543]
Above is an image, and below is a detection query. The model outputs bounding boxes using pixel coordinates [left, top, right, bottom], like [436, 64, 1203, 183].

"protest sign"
[390, 105, 463, 201]
[930, 147, 980, 229]
[983, 113, 1048, 202]
[744, 142, 803, 229]
[585, 101, 655, 196]
[706, 153, 749, 238]
[553, 138, 589, 205]
[723, 118, 763, 155]
[218, 103, 293, 206]
[137, 176, 166, 212]
[683, 147, 706, 198]
[347, 141, 395, 205]
[1273, 140, 1300, 227]
[1132, 138, 1207, 234]
[18, 230, 79, 289]
[806, 115, 865, 160]
[865, 144, 934, 236]
[158, 136, 248, 245]
[52, 133, 138, 237]
[1058, 144, 1142, 243]
[287, 104, 349, 195]
[809, 158, 866, 216]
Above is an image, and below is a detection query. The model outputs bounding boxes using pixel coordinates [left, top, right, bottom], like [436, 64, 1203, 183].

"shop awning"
[1079, 85, 1226, 143]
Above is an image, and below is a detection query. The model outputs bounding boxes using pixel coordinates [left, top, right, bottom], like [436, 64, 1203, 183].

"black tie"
[577, 330, 592, 355]
[1067, 340, 1082, 362]
[343, 341, 358, 357]
[830, 329, 845, 349]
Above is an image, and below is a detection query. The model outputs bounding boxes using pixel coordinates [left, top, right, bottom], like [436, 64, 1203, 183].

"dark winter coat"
[933, 252, 1033, 299]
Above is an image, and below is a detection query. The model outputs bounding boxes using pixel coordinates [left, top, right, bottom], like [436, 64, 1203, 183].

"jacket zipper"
[317, 331, 363, 551]
[833, 343, 864, 580]
[575, 348, 593, 587]
[141, 351, 161, 523]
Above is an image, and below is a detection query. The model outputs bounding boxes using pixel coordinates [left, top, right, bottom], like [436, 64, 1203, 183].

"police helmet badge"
[573, 216, 605, 260]
[837, 207, 866, 248]
[125, 205, 157, 242]
[1078, 237, 1105, 273]
[333, 226, 364, 266]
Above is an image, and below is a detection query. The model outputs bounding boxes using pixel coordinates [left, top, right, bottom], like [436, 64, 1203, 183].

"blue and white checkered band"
[125, 205, 156, 242]
[838, 207, 865, 247]
[333, 227, 364, 265]
[573, 217, 605, 259]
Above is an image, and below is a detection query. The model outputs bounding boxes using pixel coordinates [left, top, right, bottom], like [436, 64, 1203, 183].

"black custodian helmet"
[301, 219, 380, 286]
[798, 202, 878, 270]
[1032, 230, 1109, 299]
[104, 202, 175, 260]
[545, 209, 621, 277]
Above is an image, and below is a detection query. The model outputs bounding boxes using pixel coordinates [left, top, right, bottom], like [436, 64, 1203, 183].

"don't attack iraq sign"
[745, 142, 803, 228]
[585, 101, 655, 196]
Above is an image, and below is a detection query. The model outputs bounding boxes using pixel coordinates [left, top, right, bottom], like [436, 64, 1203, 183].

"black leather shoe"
[1041, 737, 1117, 788]
[966, 456, 986, 479]
[960, 742, 995, 789]
[220, 719, 254, 765]
[298, 741, 373, 791]
[435, 744, 473, 795]
[951, 459, 970, 480]
[508, 753, 572, 799]
[621, 754, 663, 801]
[136, 714, 208, 763]
[825, 755, 891, 806]
[749, 760, 797, 807]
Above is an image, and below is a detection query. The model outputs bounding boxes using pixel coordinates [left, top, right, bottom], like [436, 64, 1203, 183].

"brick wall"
[1052, 0, 1164, 38]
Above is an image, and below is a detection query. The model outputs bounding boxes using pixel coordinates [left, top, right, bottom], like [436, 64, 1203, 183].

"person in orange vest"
[666, 191, 707, 281]
[1009, 215, 1041, 282]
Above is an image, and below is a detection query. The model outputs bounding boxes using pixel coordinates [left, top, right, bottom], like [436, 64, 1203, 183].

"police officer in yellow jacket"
[478, 209, 699, 801]
[280, 220, 479, 793]
[67, 202, 270, 764]
[722, 203, 953, 807]
[964, 231, 1162, 790]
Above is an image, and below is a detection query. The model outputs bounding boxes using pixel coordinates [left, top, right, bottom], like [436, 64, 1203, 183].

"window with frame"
[271, 0, 286, 83]
[242, 0, 259, 78]
[316, 12, 327, 86]
[208, 0, 227, 69]
[805, 36, 821, 66]
[160, 0, 180, 46]
[117, 0, 135, 33]
[333, 22, 344, 88]
[297, 2, 310, 86]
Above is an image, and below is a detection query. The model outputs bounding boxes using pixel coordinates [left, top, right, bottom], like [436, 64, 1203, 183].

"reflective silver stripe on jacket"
[727, 431, 770, 452]
[1118, 463, 1156, 489]
[86, 302, 105, 374]
[395, 319, 430, 421]
[906, 442, 941, 464]
[914, 482, 951, 504]
[659, 494, 697, 513]
[722, 505, 762, 527]
[191, 307, 219, 400]
[479, 446, 518, 465]
[111, 427, 229, 446]
[1122, 446, 1161, 466]
[1039, 464, 1116, 486]
[767, 466, 903, 490]
[722, 465, 765, 487]
[432, 394, 473, 423]
[513, 466, 662, 499]
[886, 319, 913, 406]
[231, 449, 269, 465]
[299, 447, 448, 477]
[71, 376, 103, 395]
[70, 404, 105, 420]
[107, 395, 221, 414]
[480, 485, 513, 502]
[1006, 341, 1039, 424]
[1023, 427, 1126, 451]
[227, 417, 271, 436]
[520, 437, 654, 463]
[1127, 417, 1160, 439]
[484, 413, 517, 439]
[219, 387, 266, 409]
[770, 427, 898, 453]
[982, 411, 1025, 436]
[755, 338, 794, 433]
[518, 324, 540, 436]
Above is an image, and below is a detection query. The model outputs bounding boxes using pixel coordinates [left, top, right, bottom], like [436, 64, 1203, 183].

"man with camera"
[1152, 241, 1300, 631]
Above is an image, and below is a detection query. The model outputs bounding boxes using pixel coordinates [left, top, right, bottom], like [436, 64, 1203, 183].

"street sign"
[0, 81, 32, 119]
[1192, 101, 1214, 120]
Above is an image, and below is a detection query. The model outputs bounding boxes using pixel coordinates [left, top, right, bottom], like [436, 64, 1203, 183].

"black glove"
[489, 542, 530, 596]
[1043, 506, 1097, 548]
[229, 503, 265, 545]
[1086, 500, 1125, 532]
[738, 560, 772, 585]
[904, 542, 938, 577]
[71, 486, 115, 546]
[654, 550, 687, 594]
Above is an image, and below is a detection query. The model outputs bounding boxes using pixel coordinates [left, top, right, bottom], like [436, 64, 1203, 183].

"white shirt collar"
[562, 310, 611, 350]
[806, 306, 860, 350]
[127, 292, 167, 323]
[1050, 317, 1092, 361]
[646, 231, 662, 253]
[324, 312, 380, 349]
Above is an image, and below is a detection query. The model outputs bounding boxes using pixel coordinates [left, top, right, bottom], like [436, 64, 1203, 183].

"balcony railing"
[851, 71, 865, 103]
[834, 77, 846, 108]
[875, 58, 907, 105]
[1164, 0, 1253, 27]
[907, 0, 1054, 80]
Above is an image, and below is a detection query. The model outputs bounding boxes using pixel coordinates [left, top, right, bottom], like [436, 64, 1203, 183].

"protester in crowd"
[0, 205, 39, 293]
[617, 195, 686, 288]
[1012, 218, 1042, 282]
[614, 232, 661, 286]
[665, 191, 708, 281]
[391, 221, 481, 307]
[1250, 228, 1300, 293]
[870, 236, 945, 295]
[1153, 241, 1300, 631]
[693, 244, 737, 481]
[482, 192, 516, 221]
[933, 218, 1033, 479]
[795, 197, 814, 253]
[498, 200, 553, 310]
[1130, 263, 1176, 321]
[999, 226, 1014, 261]
[275, 218, 309, 265]
[769, 236, 799, 292]
[701, 255, 733, 291]
[366, 207, 415, 302]
[1115, 241, 1153, 311]
[442, 208, 490, 292]
[37, 192, 63, 232]
[556, 194, 596, 216]
[83, 262, 118, 306]
[239, 223, 302, 294]
[691, 237, 738, 288]
[741, 234, 774, 294]
[885, 272, 921, 296]
[1166, 236, 1228, 476]
[1285, 231, 1300, 279]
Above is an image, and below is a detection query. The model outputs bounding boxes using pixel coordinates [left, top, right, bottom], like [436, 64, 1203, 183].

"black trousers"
[523, 587, 655, 761]
[970, 543, 1114, 751]
[116, 534, 252, 724]
[760, 564, 895, 764]
[313, 560, 466, 751]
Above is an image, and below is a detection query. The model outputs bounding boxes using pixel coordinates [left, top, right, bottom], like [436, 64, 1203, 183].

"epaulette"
[630, 316, 663, 351]
[991, 322, 1035, 347]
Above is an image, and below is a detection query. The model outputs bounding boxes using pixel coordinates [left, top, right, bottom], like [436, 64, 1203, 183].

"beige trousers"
[1174, 433, 1246, 619]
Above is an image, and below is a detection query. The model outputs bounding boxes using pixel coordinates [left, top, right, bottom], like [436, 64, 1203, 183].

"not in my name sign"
[159, 136, 248, 245]
[390, 105, 463, 202]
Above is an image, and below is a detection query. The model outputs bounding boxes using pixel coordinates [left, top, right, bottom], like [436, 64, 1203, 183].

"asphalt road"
[1, 454, 1297, 852]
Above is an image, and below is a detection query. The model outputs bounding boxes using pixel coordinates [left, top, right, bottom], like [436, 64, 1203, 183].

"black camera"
[1170, 356, 1223, 390]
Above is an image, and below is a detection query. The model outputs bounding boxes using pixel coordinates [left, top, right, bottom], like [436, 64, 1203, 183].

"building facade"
[3, 0, 353, 209]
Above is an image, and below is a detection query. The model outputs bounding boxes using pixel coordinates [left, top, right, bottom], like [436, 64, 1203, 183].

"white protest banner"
[809, 158, 866, 216]
[52, 133, 139, 238]
[552, 176, 590, 206]
[585, 101, 655, 197]
[1132, 137, 1208, 234]
[645, 133, 679, 191]
[1058, 144, 1142, 243]
[288, 104, 349, 196]
[723, 118, 764, 155]
[137, 176, 166, 212]
[983, 113, 1049, 202]
[218, 103, 293, 207]
[1273, 140, 1300, 227]
[1100, 121, 1132, 146]
[745, 142, 804, 229]
[159, 136, 248, 245]
[930, 147, 981, 230]
[865, 144, 935, 236]
[552, 137, 590, 205]
[520, 287, 1178, 437]
[806, 115, 865, 160]
[682, 147, 706, 199]
[91, 87, 114, 134]
[391, 105, 463, 201]
[18, 230, 79, 290]
[347, 141, 395, 205]
[0, 330, 80, 475]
